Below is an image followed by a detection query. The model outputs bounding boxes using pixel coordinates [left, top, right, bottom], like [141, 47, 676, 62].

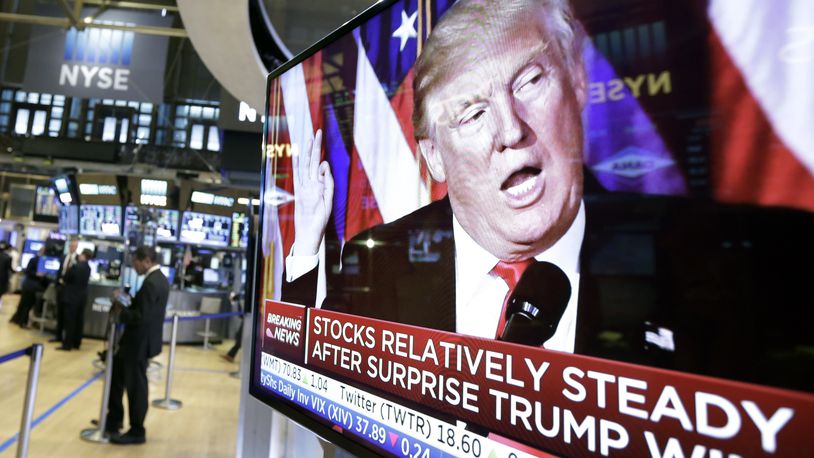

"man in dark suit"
[56, 249, 92, 350]
[282, 0, 813, 392]
[51, 238, 78, 344]
[106, 246, 170, 445]
[10, 247, 49, 328]
[0, 241, 12, 307]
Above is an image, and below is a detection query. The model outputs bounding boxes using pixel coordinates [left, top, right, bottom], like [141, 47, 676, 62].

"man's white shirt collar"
[453, 201, 585, 352]
[145, 264, 162, 277]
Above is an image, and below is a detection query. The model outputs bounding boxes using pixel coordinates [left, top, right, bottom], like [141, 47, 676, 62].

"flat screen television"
[202, 267, 220, 287]
[251, 0, 814, 456]
[123, 206, 180, 242]
[52, 175, 78, 206]
[179, 211, 231, 248]
[58, 205, 79, 235]
[34, 185, 60, 219]
[79, 205, 122, 237]
[36, 256, 61, 279]
[23, 240, 45, 254]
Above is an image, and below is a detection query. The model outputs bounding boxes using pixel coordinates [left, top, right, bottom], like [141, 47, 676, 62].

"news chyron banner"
[259, 300, 813, 457]
[23, 6, 171, 104]
[254, 0, 814, 456]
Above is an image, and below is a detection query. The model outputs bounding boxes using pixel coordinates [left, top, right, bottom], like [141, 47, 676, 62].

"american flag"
[262, 0, 454, 302]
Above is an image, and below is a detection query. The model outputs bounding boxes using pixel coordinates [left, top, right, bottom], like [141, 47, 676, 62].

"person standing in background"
[0, 241, 12, 310]
[107, 246, 170, 445]
[56, 248, 92, 351]
[221, 291, 243, 363]
[9, 246, 48, 328]
[51, 238, 78, 344]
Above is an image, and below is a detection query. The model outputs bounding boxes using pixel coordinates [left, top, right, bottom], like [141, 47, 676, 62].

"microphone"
[500, 261, 571, 347]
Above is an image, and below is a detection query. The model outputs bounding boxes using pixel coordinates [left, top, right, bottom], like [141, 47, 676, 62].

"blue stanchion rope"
[164, 311, 243, 323]
[0, 347, 29, 365]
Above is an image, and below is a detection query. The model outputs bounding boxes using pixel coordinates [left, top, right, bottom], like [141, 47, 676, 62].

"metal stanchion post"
[80, 321, 117, 443]
[202, 318, 211, 349]
[16, 344, 43, 458]
[152, 314, 182, 410]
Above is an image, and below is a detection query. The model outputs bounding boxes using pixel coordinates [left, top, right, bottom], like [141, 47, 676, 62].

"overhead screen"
[58, 205, 79, 235]
[123, 206, 180, 242]
[79, 205, 122, 237]
[251, 0, 814, 457]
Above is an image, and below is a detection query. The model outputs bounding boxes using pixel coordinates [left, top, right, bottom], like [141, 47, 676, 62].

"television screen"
[36, 256, 61, 279]
[123, 206, 180, 242]
[53, 175, 77, 205]
[179, 211, 231, 247]
[58, 205, 79, 235]
[79, 205, 122, 237]
[140, 179, 169, 207]
[23, 240, 44, 254]
[251, 1, 814, 457]
[202, 268, 220, 286]
[34, 186, 60, 217]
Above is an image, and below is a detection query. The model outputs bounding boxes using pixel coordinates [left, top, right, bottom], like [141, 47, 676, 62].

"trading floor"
[0, 294, 240, 457]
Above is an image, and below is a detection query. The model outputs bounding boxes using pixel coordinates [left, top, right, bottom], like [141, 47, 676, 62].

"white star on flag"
[392, 10, 417, 52]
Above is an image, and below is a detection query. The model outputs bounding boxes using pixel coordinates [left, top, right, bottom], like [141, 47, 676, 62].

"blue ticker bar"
[260, 370, 452, 458]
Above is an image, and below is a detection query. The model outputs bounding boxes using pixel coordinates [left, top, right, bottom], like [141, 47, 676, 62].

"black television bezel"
[247, 0, 412, 456]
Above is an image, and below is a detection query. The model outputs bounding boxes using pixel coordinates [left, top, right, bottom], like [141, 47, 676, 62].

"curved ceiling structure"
[177, 0, 267, 109]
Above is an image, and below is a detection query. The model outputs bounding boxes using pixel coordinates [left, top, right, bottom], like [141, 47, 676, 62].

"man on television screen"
[282, 0, 813, 390]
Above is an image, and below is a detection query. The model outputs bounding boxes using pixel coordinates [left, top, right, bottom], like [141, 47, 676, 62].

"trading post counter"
[83, 285, 234, 344]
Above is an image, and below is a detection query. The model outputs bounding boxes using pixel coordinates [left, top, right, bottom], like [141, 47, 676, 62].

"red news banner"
[263, 300, 814, 457]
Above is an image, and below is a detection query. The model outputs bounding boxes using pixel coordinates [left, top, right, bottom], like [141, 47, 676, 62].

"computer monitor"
[202, 268, 219, 286]
[179, 212, 231, 247]
[79, 205, 122, 237]
[58, 205, 79, 235]
[124, 206, 180, 242]
[23, 240, 44, 253]
[36, 256, 61, 279]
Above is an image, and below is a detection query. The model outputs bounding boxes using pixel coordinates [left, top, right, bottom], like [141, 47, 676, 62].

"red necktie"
[492, 259, 534, 338]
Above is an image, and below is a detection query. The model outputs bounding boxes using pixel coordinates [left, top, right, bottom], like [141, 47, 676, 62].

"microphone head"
[501, 261, 572, 346]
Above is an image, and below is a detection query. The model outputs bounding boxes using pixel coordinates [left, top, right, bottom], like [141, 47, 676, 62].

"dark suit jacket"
[0, 251, 12, 294]
[21, 256, 48, 293]
[58, 260, 91, 307]
[118, 269, 170, 360]
[284, 196, 814, 392]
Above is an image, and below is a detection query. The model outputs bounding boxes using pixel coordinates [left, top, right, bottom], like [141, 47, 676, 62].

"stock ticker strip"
[0, 371, 104, 453]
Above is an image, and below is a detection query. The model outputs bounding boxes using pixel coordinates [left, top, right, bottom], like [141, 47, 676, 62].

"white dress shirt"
[453, 202, 585, 353]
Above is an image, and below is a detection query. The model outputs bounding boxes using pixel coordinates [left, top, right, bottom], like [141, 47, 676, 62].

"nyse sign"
[58, 27, 133, 92]
[23, 7, 170, 103]
[589, 70, 672, 104]
[60, 65, 129, 91]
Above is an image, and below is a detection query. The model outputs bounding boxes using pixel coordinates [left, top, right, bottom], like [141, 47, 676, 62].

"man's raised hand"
[292, 129, 333, 256]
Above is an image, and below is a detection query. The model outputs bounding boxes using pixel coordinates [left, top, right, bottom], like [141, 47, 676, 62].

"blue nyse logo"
[59, 26, 134, 91]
